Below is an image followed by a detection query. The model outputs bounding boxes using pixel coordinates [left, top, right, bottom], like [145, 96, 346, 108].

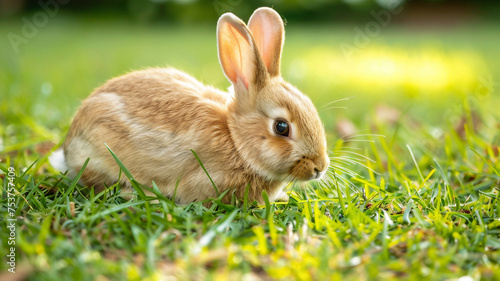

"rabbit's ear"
[217, 13, 267, 90]
[248, 7, 284, 78]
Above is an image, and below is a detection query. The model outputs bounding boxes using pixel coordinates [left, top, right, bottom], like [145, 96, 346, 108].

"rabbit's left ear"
[248, 7, 285, 78]
[217, 12, 267, 91]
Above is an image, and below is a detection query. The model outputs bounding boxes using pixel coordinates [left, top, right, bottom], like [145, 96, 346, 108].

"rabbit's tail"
[49, 148, 68, 173]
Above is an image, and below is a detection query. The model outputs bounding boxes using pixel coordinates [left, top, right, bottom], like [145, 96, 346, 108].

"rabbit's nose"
[310, 154, 329, 180]
[315, 155, 330, 171]
[314, 168, 321, 179]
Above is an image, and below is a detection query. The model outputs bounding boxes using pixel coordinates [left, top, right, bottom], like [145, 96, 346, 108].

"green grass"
[1, 14, 500, 280]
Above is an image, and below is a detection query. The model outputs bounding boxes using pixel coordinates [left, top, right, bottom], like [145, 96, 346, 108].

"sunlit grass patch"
[4, 101, 499, 280]
[289, 45, 487, 97]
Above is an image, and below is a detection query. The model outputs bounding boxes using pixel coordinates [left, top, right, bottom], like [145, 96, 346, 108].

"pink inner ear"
[248, 10, 283, 77]
[228, 27, 249, 88]
[219, 22, 253, 89]
[259, 21, 275, 70]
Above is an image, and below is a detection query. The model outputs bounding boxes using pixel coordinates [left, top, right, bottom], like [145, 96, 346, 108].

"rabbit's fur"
[55, 7, 330, 204]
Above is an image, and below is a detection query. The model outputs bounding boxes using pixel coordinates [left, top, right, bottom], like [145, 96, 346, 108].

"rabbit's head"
[218, 7, 330, 182]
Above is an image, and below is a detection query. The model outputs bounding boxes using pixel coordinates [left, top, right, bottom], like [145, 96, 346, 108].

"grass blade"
[191, 149, 219, 197]
[407, 145, 424, 182]
[62, 158, 89, 198]
[471, 147, 500, 178]
[105, 144, 146, 199]
[197, 209, 239, 249]
[262, 190, 271, 220]
[403, 199, 413, 224]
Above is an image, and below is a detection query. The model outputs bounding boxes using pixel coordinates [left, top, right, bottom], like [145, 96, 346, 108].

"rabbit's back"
[63, 68, 235, 201]
[95, 68, 230, 133]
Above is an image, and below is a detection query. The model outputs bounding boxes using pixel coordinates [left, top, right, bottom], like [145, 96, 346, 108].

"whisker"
[330, 150, 375, 162]
[338, 136, 383, 144]
[329, 147, 362, 153]
[332, 158, 375, 169]
[319, 96, 354, 112]
[332, 158, 379, 175]
[339, 131, 385, 139]
[327, 167, 361, 191]
[320, 106, 348, 112]
[330, 158, 359, 167]
[283, 178, 297, 193]
[339, 139, 376, 143]
[331, 165, 359, 177]
[336, 159, 368, 168]
[283, 171, 296, 184]
[334, 174, 359, 191]
[289, 126, 382, 201]
[330, 162, 363, 174]
[343, 133, 385, 138]
[331, 155, 371, 165]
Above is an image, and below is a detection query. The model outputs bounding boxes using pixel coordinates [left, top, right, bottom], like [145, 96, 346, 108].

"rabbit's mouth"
[289, 155, 330, 181]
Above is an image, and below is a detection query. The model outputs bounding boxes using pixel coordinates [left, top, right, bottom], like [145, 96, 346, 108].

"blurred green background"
[0, 0, 499, 148]
[1, 2, 500, 279]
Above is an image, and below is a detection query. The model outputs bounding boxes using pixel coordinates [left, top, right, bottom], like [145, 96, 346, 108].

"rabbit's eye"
[274, 120, 290, 137]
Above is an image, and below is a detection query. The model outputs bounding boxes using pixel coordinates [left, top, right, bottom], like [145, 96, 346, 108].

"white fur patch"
[49, 149, 68, 172]
[267, 107, 289, 121]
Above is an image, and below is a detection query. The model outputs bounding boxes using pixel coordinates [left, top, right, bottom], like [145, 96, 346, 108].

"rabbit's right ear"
[248, 7, 284, 78]
[217, 13, 267, 91]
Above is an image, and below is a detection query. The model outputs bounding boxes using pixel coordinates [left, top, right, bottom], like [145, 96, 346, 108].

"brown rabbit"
[50, 7, 330, 204]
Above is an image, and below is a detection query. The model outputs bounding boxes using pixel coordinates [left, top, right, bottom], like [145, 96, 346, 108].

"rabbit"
[51, 7, 330, 204]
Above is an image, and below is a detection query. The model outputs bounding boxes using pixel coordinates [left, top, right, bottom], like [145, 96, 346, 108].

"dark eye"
[274, 120, 290, 137]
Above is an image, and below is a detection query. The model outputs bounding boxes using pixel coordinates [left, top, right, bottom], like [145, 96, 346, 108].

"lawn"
[1, 14, 500, 280]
